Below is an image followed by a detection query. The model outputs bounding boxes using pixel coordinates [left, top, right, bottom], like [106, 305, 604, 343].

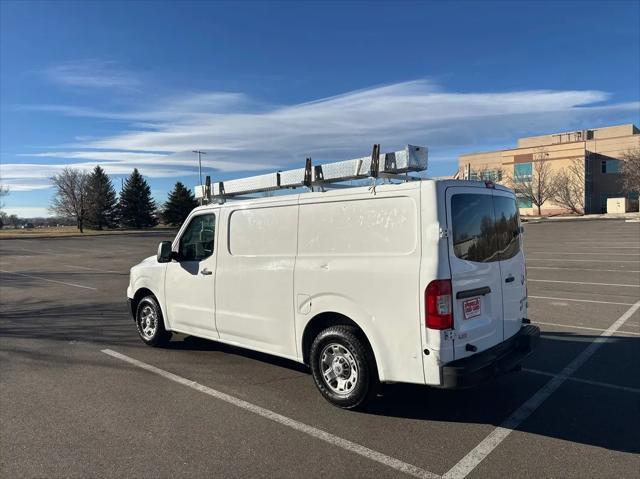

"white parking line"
[101, 349, 438, 479]
[442, 299, 640, 479]
[561, 246, 640, 249]
[534, 321, 640, 336]
[562, 240, 640, 244]
[562, 244, 640, 247]
[527, 266, 640, 273]
[561, 248, 640, 250]
[8, 243, 129, 256]
[523, 369, 640, 394]
[528, 251, 640, 256]
[5, 246, 57, 255]
[528, 279, 639, 288]
[60, 264, 126, 274]
[0, 269, 97, 290]
[529, 295, 634, 306]
[527, 258, 640, 263]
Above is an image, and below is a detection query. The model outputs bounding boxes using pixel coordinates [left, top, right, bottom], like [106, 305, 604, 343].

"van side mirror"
[157, 241, 173, 263]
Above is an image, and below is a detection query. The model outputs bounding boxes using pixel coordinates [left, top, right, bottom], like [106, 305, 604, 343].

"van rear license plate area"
[463, 297, 481, 320]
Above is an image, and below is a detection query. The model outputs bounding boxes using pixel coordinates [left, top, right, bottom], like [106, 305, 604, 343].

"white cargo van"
[127, 146, 539, 409]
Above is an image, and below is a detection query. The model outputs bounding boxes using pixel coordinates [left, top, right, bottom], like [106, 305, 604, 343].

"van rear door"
[446, 186, 504, 360]
[493, 190, 526, 340]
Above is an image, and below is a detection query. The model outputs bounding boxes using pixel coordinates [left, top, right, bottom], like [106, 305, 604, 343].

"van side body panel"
[215, 198, 299, 358]
[294, 184, 424, 384]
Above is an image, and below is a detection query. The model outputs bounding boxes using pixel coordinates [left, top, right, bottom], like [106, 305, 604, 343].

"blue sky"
[1, 0, 639, 217]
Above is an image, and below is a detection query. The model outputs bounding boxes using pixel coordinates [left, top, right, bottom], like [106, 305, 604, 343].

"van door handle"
[456, 286, 491, 299]
[505, 275, 515, 283]
[200, 268, 213, 275]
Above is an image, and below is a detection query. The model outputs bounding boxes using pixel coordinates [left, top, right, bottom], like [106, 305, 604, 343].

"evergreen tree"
[162, 182, 198, 226]
[85, 165, 118, 230]
[118, 168, 158, 228]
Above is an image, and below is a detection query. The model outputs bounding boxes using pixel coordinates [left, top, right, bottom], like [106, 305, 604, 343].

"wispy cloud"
[2, 151, 271, 192]
[19, 91, 253, 122]
[4, 80, 639, 192]
[44, 60, 140, 89]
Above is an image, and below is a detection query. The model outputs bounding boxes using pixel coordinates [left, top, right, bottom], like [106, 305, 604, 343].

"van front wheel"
[135, 295, 171, 347]
[309, 326, 378, 409]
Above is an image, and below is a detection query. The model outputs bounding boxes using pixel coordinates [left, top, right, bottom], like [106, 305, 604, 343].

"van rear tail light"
[425, 279, 453, 330]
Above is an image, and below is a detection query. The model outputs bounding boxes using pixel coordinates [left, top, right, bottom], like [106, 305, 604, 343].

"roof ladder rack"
[194, 144, 428, 203]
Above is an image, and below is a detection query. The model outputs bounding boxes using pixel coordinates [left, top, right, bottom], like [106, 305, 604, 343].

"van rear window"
[493, 195, 521, 261]
[451, 194, 499, 262]
[450, 194, 521, 262]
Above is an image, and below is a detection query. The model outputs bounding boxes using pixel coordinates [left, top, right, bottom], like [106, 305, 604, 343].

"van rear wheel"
[309, 325, 378, 409]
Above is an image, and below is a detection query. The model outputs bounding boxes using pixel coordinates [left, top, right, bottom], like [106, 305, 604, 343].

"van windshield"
[450, 193, 520, 263]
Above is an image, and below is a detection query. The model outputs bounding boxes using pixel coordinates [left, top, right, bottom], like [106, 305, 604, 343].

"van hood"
[131, 255, 157, 270]
[140, 255, 156, 265]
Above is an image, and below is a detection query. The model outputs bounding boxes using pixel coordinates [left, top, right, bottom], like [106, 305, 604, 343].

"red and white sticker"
[463, 297, 481, 320]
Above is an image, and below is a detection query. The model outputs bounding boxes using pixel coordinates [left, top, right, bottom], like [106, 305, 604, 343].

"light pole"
[192, 150, 207, 187]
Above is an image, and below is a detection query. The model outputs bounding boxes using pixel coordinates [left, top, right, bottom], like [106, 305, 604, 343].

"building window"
[517, 195, 532, 209]
[490, 170, 503, 181]
[601, 159, 620, 174]
[469, 169, 502, 182]
[514, 163, 532, 182]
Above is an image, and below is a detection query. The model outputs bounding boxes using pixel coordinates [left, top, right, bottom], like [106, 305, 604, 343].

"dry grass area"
[0, 226, 176, 239]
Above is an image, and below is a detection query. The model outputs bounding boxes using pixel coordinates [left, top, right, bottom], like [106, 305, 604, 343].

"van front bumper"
[440, 324, 540, 389]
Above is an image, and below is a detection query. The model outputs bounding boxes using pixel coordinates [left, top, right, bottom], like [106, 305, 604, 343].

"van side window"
[179, 214, 216, 261]
[451, 194, 499, 262]
[493, 196, 521, 261]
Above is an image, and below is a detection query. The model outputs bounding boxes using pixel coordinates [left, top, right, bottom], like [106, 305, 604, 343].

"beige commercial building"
[458, 124, 640, 215]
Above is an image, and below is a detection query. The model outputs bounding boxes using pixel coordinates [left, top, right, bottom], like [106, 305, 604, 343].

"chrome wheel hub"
[139, 305, 157, 339]
[320, 343, 358, 396]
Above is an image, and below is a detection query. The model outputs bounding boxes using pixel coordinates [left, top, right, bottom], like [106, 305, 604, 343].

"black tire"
[135, 295, 172, 347]
[309, 325, 379, 410]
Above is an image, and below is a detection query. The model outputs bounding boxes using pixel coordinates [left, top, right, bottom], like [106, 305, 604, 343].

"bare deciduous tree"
[0, 185, 8, 229]
[552, 158, 585, 215]
[620, 148, 640, 195]
[508, 148, 558, 215]
[50, 167, 89, 233]
[0, 184, 8, 212]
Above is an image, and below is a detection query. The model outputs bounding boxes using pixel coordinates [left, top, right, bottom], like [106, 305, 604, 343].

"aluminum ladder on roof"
[194, 144, 428, 203]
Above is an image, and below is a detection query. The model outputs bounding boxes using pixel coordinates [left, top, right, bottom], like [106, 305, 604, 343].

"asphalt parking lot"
[1, 220, 639, 478]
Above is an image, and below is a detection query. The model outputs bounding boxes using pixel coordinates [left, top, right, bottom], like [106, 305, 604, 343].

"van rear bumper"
[440, 324, 540, 389]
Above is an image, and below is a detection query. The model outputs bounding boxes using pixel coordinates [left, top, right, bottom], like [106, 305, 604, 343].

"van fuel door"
[297, 294, 312, 315]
